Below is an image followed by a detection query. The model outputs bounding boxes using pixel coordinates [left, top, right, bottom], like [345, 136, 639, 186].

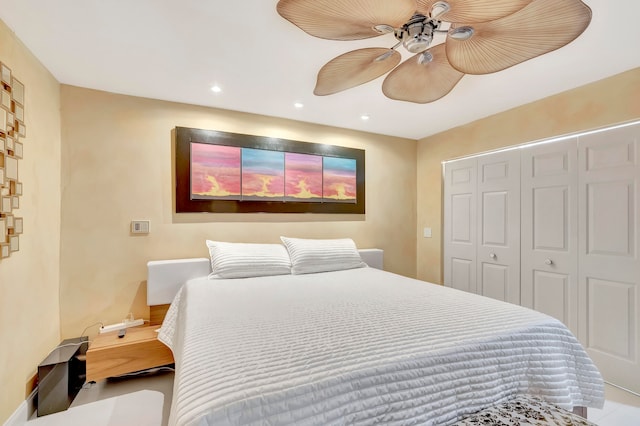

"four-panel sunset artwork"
[190, 143, 357, 203]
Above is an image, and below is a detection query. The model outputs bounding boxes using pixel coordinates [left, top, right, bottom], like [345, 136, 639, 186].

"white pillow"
[280, 237, 367, 275]
[205, 240, 291, 279]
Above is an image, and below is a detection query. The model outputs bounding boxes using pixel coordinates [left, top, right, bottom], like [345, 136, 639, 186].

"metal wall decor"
[0, 61, 25, 260]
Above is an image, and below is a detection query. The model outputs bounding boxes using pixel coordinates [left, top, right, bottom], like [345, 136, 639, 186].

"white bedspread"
[159, 267, 604, 426]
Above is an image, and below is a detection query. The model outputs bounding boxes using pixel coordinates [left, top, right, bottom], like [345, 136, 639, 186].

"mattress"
[158, 267, 604, 426]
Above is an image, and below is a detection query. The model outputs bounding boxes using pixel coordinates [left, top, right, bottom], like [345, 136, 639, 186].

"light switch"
[131, 220, 150, 234]
[423, 227, 432, 238]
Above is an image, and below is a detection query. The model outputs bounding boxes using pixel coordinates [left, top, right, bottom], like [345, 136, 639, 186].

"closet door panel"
[587, 278, 635, 359]
[578, 123, 640, 393]
[532, 270, 569, 325]
[444, 158, 477, 293]
[481, 262, 508, 301]
[587, 181, 633, 256]
[451, 194, 473, 243]
[476, 151, 520, 304]
[450, 258, 473, 293]
[482, 191, 508, 246]
[521, 139, 578, 333]
[533, 187, 568, 250]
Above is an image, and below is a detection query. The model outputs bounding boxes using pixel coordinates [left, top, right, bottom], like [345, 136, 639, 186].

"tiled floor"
[588, 384, 640, 425]
[27, 372, 640, 426]
[72, 368, 174, 424]
[27, 369, 174, 426]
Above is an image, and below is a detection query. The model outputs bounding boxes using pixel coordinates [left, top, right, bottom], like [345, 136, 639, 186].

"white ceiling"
[0, 0, 638, 140]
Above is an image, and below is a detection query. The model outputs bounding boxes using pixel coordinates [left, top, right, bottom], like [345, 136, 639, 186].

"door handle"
[545, 258, 554, 265]
[490, 253, 497, 260]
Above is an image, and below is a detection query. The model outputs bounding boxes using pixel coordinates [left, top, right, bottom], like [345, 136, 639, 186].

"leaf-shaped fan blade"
[382, 44, 464, 103]
[315, 48, 401, 95]
[277, 0, 416, 41]
[446, 0, 592, 75]
[417, 0, 532, 23]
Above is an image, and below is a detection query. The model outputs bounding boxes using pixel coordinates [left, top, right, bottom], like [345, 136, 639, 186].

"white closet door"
[521, 139, 579, 334]
[444, 158, 477, 293]
[476, 151, 521, 304]
[578, 123, 640, 393]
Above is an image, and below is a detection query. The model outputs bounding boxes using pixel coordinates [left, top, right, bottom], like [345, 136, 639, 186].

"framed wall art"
[175, 127, 365, 214]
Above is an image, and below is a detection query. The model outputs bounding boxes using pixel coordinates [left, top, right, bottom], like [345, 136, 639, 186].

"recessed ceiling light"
[361, 114, 370, 121]
[211, 85, 222, 93]
[294, 102, 304, 109]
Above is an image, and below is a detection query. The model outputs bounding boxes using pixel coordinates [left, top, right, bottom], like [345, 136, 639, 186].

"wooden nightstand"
[86, 326, 174, 382]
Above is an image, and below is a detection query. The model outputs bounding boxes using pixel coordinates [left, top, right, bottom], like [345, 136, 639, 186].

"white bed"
[149, 250, 604, 426]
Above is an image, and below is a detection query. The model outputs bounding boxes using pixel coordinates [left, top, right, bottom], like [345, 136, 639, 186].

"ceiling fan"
[276, 0, 592, 103]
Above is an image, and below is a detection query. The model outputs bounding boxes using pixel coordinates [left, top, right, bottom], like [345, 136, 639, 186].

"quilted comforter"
[158, 267, 604, 425]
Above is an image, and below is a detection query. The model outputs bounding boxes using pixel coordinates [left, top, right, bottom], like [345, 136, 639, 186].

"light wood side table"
[86, 326, 174, 382]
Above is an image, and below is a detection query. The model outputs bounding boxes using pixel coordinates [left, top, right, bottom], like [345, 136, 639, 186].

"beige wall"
[59, 86, 417, 338]
[416, 67, 640, 284]
[0, 21, 62, 423]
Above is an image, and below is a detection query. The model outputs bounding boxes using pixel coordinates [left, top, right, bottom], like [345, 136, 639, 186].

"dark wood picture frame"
[175, 126, 365, 214]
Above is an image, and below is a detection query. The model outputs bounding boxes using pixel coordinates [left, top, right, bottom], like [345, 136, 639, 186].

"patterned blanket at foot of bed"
[454, 395, 597, 425]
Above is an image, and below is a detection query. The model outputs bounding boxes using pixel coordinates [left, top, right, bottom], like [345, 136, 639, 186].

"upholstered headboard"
[147, 248, 383, 307]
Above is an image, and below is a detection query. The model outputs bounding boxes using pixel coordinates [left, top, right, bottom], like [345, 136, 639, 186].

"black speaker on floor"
[37, 337, 88, 417]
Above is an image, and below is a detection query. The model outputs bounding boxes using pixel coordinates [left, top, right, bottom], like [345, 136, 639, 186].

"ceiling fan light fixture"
[403, 34, 433, 53]
[397, 13, 438, 54]
[449, 26, 474, 41]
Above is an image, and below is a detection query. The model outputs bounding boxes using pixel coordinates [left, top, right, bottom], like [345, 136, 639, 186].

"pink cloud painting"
[241, 148, 285, 200]
[323, 157, 357, 203]
[285, 153, 323, 202]
[190, 143, 241, 199]
[190, 142, 358, 206]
